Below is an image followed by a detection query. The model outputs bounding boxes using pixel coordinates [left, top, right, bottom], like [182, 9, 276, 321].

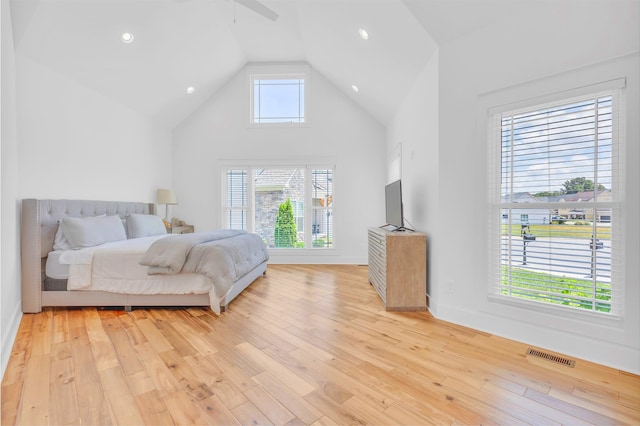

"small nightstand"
[168, 224, 194, 234]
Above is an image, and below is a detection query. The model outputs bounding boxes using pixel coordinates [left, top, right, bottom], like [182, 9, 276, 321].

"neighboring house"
[545, 190, 612, 222]
[501, 192, 551, 225]
[505, 190, 613, 224]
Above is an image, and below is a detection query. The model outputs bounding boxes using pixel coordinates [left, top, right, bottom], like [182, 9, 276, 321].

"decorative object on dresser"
[368, 227, 427, 311]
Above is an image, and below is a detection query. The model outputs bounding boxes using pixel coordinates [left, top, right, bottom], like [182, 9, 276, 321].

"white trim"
[435, 301, 638, 374]
[487, 77, 626, 116]
[1, 306, 22, 380]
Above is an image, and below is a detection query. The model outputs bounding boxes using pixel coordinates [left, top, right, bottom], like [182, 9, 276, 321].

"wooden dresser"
[367, 227, 427, 311]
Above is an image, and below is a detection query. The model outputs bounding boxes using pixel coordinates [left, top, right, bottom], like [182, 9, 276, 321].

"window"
[223, 165, 334, 249]
[252, 78, 304, 124]
[248, 64, 310, 126]
[489, 86, 623, 315]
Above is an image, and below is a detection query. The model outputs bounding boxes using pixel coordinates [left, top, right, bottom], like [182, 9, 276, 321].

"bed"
[21, 199, 269, 314]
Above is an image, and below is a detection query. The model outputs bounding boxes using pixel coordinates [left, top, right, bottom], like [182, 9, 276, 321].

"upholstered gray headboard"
[21, 199, 156, 313]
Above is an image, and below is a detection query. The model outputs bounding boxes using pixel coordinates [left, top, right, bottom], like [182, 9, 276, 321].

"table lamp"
[157, 188, 177, 222]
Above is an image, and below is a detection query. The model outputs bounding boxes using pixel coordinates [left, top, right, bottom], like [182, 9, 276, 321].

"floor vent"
[526, 348, 576, 367]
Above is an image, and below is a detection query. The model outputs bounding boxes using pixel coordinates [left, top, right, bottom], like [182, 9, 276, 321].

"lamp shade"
[157, 189, 177, 205]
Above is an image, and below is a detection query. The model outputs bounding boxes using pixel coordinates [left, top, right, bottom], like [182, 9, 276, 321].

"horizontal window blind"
[311, 169, 334, 248]
[489, 90, 622, 315]
[225, 169, 248, 230]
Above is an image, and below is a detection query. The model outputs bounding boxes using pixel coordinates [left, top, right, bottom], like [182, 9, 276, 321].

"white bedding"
[45, 250, 69, 279]
[58, 235, 222, 312]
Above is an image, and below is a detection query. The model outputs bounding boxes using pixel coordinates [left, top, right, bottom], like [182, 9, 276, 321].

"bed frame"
[21, 199, 267, 313]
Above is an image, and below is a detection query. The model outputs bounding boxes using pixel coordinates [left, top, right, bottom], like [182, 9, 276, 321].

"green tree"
[274, 198, 297, 247]
[561, 177, 605, 194]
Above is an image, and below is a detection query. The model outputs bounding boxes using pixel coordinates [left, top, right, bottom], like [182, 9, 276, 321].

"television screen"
[385, 179, 404, 229]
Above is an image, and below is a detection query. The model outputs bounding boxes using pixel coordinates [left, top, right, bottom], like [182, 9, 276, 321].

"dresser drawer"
[368, 230, 386, 249]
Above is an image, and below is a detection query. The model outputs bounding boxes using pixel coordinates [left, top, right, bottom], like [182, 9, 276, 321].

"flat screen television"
[385, 179, 404, 230]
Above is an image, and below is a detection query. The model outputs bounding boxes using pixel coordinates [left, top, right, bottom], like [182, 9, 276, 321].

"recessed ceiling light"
[121, 32, 134, 44]
[358, 28, 369, 40]
[351, 85, 359, 93]
[186, 86, 195, 94]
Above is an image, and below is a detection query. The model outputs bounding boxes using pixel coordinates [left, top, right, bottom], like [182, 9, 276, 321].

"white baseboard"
[268, 255, 368, 265]
[1, 304, 23, 381]
[432, 301, 640, 375]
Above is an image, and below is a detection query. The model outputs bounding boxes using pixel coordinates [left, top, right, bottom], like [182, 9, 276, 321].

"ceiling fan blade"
[235, 0, 279, 21]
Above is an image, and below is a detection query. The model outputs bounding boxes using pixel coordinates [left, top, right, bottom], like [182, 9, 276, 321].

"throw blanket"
[140, 229, 245, 275]
[139, 229, 269, 302]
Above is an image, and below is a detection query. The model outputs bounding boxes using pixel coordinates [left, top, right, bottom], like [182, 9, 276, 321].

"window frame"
[248, 64, 311, 128]
[487, 79, 625, 318]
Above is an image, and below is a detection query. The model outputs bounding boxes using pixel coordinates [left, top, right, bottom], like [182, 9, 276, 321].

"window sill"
[267, 247, 335, 255]
[487, 293, 622, 324]
[248, 122, 310, 129]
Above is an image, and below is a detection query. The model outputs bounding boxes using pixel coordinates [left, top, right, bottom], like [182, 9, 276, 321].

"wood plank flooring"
[2, 264, 639, 425]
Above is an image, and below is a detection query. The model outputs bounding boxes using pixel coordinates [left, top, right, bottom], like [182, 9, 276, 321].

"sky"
[253, 78, 305, 123]
[501, 95, 613, 197]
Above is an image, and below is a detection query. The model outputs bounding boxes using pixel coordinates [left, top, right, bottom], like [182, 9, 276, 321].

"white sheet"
[59, 235, 169, 265]
[45, 250, 70, 279]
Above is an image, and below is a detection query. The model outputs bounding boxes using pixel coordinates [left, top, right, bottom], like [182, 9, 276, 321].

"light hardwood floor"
[2, 264, 639, 425]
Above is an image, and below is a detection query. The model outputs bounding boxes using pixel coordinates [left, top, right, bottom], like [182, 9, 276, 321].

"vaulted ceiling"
[9, 0, 536, 129]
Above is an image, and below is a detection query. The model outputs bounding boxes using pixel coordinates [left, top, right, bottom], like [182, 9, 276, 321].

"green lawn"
[502, 224, 611, 240]
[502, 267, 611, 313]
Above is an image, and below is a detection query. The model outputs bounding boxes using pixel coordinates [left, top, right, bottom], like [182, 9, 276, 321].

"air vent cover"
[526, 348, 576, 367]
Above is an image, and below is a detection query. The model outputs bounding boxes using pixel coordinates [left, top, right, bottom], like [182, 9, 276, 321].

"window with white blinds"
[222, 165, 334, 249]
[488, 86, 623, 315]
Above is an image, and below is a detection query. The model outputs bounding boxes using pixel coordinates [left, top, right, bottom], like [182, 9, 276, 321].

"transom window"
[252, 77, 305, 124]
[248, 64, 310, 126]
[489, 85, 623, 315]
[223, 165, 334, 249]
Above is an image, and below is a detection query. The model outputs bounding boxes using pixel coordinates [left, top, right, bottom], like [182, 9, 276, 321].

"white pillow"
[126, 213, 167, 238]
[53, 225, 72, 251]
[59, 215, 127, 249]
[53, 214, 107, 251]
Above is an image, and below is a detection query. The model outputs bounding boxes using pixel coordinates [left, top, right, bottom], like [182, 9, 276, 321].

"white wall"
[172, 64, 387, 264]
[387, 52, 439, 299]
[432, 2, 639, 373]
[1, 0, 21, 378]
[15, 55, 173, 201]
